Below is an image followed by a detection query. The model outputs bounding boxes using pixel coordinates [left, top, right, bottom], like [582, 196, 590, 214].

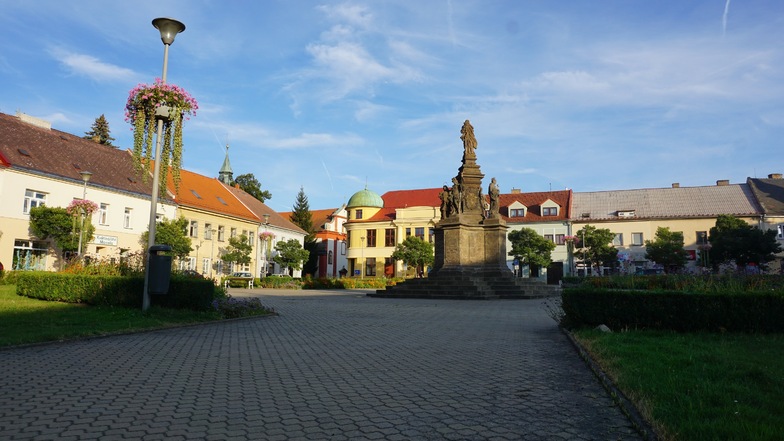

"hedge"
[561, 287, 784, 333]
[15, 272, 215, 310]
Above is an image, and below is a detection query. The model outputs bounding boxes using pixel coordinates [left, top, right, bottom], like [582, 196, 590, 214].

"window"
[405, 228, 411, 238]
[189, 220, 199, 238]
[510, 208, 525, 217]
[555, 234, 565, 245]
[429, 228, 435, 243]
[385, 229, 396, 247]
[205, 223, 213, 240]
[179, 256, 196, 271]
[12, 240, 47, 271]
[328, 251, 333, 265]
[366, 229, 376, 247]
[544, 234, 554, 243]
[202, 258, 211, 274]
[696, 231, 709, 244]
[23, 189, 47, 214]
[355, 209, 363, 220]
[613, 233, 623, 246]
[632, 232, 644, 246]
[123, 208, 132, 229]
[415, 227, 425, 240]
[365, 257, 376, 276]
[242, 230, 252, 246]
[230, 227, 237, 238]
[542, 207, 557, 216]
[98, 203, 109, 225]
[217, 226, 225, 241]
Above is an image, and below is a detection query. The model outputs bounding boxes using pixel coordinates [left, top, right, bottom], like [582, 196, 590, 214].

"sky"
[1, 1, 783, 212]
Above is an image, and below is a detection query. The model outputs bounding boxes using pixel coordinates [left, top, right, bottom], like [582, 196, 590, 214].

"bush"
[257, 275, 301, 289]
[15, 272, 216, 310]
[561, 287, 784, 333]
[211, 295, 273, 319]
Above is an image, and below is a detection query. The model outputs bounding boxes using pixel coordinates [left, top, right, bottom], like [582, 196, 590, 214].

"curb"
[563, 328, 661, 441]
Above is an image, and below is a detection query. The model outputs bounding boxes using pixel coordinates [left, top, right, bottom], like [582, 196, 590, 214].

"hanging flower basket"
[66, 199, 98, 217]
[259, 231, 276, 240]
[125, 79, 198, 194]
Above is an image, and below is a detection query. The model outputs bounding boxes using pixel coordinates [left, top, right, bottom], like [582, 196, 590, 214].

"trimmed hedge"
[562, 288, 784, 333]
[15, 272, 215, 310]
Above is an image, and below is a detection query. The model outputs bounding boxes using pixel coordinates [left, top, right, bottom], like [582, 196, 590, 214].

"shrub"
[211, 295, 273, 319]
[257, 275, 301, 289]
[561, 287, 784, 333]
[15, 272, 216, 310]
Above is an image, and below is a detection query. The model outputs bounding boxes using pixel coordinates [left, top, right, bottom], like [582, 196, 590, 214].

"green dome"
[347, 188, 383, 208]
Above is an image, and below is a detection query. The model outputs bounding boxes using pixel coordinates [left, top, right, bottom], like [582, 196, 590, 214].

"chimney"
[768, 173, 783, 179]
[510, 188, 521, 194]
[671, 183, 680, 188]
[716, 180, 730, 186]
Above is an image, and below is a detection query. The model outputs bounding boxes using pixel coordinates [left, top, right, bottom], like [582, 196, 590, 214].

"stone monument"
[370, 120, 557, 299]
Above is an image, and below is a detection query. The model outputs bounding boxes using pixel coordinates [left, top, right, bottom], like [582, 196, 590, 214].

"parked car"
[180, 270, 204, 279]
[231, 272, 253, 279]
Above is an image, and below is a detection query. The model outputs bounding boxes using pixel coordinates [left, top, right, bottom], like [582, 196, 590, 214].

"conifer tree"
[289, 186, 317, 275]
[83, 114, 116, 146]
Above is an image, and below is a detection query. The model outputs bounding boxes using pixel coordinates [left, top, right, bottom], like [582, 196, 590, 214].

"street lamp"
[143, 17, 185, 311]
[261, 214, 270, 277]
[76, 171, 92, 257]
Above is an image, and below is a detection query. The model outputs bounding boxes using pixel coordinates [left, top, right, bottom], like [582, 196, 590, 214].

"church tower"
[218, 144, 233, 185]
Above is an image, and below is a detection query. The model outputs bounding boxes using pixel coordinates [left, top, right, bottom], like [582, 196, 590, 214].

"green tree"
[29, 206, 95, 260]
[233, 173, 271, 203]
[574, 225, 618, 275]
[140, 217, 192, 260]
[508, 228, 556, 275]
[709, 214, 781, 270]
[83, 114, 115, 146]
[391, 236, 435, 276]
[273, 239, 310, 275]
[289, 186, 317, 275]
[222, 234, 253, 268]
[645, 227, 689, 273]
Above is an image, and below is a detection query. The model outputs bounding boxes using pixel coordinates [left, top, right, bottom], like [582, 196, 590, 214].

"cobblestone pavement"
[0, 290, 643, 440]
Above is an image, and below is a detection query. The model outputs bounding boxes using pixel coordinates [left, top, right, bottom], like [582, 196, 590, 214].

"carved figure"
[450, 177, 463, 215]
[439, 185, 451, 219]
[488, 177, 500, 218]
[460, 120, 478, 159]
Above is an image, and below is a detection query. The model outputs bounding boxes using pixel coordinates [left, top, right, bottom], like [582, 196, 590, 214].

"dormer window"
[542, 207, 558, 216]
[509, 208, 525, 217]
[617, 210, 636, 218]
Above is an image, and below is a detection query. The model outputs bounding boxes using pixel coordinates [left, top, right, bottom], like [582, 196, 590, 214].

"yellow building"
[345, 187, 441, 278]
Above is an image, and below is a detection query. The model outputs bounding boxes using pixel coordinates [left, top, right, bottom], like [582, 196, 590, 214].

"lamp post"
[360, 235, 365, 279]
[261, 214, 270, 277]
[76, 171, 92, 257]
[143, 17, 185, 311]
[209, 228, 216, 279]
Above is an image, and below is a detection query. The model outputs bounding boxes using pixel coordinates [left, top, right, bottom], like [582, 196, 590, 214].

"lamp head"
[152, 17, 186, 45]
[80, 171, 93, 183]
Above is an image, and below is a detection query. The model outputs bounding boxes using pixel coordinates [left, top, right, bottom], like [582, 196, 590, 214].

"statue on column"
[450, 177, 463, 215]
[439, 185, 452, 219]
[488, 177, 500, 218]
[460, 120, 477, 160]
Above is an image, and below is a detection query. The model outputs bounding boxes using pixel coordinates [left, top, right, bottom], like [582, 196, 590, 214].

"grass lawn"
[574, 329, 784, 441]
[0, 285, 225, 348]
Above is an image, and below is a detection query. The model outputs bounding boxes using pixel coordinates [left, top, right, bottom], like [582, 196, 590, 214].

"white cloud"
[49, 47, 137, 83]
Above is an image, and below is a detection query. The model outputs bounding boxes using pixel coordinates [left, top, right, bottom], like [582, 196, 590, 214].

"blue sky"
[1, 1, 782, 211]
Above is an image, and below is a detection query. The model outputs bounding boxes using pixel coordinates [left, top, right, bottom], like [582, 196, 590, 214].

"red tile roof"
[499, 190, 572, 222]
[0, 112, 156, 197]
[225, 184, 306, 233]
[166, 168, 258, 222]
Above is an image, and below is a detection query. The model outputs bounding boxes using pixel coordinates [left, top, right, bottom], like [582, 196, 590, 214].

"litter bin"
[148, 244, 172, 295]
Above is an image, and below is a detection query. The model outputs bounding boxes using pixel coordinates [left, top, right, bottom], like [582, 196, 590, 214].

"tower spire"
[218, 143, 233, 185]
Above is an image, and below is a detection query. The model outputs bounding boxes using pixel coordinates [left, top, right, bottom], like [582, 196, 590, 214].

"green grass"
[574, 329, 784, 441]
[0, 285, 224, 348]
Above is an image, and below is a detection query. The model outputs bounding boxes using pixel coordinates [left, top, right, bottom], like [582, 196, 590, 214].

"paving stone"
[0, 289, 644, 441]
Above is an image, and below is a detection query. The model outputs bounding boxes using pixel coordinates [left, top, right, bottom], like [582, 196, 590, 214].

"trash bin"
[148, 244, 172, 295]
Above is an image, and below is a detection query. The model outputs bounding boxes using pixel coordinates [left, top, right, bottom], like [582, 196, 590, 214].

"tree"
[140, 217, 192, 260]
[645, 227, 689, 273]
[391, 236, 435, 276]
[83, 114, 115, 146]
[709, 214, 781, 270]
[29, 206, 95, 260]
[574, 225, 618, 275]
[222, 234, 253, 269]
[273, 239, 310, 275]
[233, 173, 271, 203]
[289, 186, 317, 275]
[507, 228, 556, 274]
